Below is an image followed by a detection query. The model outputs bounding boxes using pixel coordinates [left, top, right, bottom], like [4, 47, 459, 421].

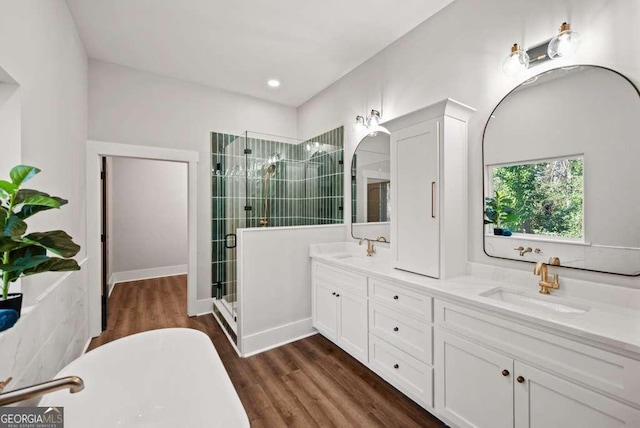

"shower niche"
[211, 128, 344, 342]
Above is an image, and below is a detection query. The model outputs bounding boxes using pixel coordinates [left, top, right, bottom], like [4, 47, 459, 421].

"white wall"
[109, 157, 187, 280]
[0, 81, 21, 174]
[237, 225, 346, 356]
[297, 0, 640, 288]
[0, 0, 88, 394]
[88, 59, 298, 301]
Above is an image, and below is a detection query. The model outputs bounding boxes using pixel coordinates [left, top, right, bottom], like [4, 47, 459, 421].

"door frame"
[87, 140, 199, 338]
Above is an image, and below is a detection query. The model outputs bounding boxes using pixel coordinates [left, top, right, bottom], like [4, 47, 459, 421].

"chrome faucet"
[358, 238, 375, 257]
[534, 257, 561, 294]
[0, 376, 84, 406]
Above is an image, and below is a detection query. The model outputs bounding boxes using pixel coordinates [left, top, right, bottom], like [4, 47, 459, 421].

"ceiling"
[66, 0, 454, 106]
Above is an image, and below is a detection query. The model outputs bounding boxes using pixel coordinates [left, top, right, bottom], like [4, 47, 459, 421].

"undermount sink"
[480, 288, 589, 314]
[330, 253, 375, 262]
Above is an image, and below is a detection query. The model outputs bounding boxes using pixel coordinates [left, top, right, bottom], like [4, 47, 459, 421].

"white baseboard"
[108, 264, 188, 294]
[195, 298, 215, 315]
[241, 317, 317, 357]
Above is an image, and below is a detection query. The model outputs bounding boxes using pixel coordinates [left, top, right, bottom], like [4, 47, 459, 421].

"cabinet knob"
[517, 376, 525, 383]
[335, 294, 340, 297]
[393, 295, 399, 300]
[393, 327, 399, 332]
[502, 369, 509, 377]
[331, 292, 336, 296]
[393, 364, 399, 369]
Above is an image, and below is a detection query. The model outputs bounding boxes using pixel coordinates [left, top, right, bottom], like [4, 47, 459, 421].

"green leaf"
[0, 237, 28, 252]
[0, 245, 47, 280]
[0, 255, 50, 272]
[0, 180, 17, 196]
[9, 244, 47, 261]
[21, 257, 80, 276]
[10, 165, 40, 187]
[15, 197, 67, 220]
[0, 214, 27, 237]
[23, 230, 81, 258]
[15, 189, 48, 204]
[21, 195, 62, 208]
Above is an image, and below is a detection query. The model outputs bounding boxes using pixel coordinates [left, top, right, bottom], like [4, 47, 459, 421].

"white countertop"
[310, 242, 640, 357]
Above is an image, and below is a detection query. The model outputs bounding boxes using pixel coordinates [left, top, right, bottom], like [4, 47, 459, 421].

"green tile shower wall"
[210, 127, 344, 298]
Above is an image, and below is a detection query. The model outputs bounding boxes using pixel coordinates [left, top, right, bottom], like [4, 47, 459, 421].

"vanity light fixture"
[502, 43, 530, 76]
[355, 109, 389, 136]
[502, 22, 581, 76]
[547, 22, 581, 59]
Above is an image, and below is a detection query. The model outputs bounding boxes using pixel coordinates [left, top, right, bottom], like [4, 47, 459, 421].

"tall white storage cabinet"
[386, 99, 475, 278]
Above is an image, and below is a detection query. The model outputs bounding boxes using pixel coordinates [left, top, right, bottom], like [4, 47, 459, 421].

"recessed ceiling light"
[267, 79, 280, 88]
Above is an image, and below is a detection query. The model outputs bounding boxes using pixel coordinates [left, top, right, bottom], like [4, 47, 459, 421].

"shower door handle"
[225, 233, 237, 249]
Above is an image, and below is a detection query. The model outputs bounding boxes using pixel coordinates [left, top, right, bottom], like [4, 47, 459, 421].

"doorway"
[87, 141, 198, 338]
[100, 156, 189, 331]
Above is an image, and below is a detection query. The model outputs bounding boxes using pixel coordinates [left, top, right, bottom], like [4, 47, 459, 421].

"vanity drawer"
[369, 278, 432, 322]
[369, 302, 433, 364]
[313, 262, 367, 296]
[435, 299, 640, 405]
[369, 334, 433, 409]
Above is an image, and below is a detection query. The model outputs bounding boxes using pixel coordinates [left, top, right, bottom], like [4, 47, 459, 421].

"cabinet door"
[313, 280, 337, 340]
[514, 361, 640, 428]
[434, 329, 514, 428]
[337, 289, 368, 362]
[394, 118, 440, 278]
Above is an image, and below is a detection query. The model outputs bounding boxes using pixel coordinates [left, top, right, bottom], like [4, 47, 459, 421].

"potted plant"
[484, 190, 517, 236]
[0, 165, 80, 320]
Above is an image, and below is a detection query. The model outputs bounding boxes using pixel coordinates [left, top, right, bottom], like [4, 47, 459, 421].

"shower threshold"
[213, 298, 237, 334]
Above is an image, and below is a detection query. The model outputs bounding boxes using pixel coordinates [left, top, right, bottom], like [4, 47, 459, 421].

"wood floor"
[89, 275, 446, 427]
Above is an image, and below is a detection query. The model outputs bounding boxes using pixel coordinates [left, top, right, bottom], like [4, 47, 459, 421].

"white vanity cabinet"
[368, 278, 434, 408]
[311, 260, 436, 408]
[386, 99, 475, 279]
[311, 262, 368, 363]
[434, 300, 640, 428]
[514, 361, 640, 428]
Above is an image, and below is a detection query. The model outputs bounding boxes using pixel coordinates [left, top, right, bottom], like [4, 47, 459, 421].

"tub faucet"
[359, 238, 375, 257]
[0, 376, 84, 406]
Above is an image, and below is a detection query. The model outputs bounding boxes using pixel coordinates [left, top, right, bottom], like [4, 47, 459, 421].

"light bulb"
[502, 43, 530, 76]
[366, 110, 381, 128]
[548, 22, 581, 59]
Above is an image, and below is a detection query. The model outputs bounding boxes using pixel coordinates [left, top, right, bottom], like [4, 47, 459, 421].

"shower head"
[266, 164, 276, 174]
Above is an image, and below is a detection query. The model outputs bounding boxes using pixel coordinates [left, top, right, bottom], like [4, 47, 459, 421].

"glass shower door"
[211, 133, 247, 327]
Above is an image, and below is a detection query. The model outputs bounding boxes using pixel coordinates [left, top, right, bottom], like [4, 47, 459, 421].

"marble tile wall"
[0, 260, 89, 401]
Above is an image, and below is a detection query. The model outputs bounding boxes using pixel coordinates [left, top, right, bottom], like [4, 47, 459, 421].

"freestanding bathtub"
[40, 328, 249, 427]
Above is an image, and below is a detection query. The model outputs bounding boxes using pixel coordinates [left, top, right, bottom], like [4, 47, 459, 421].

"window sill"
[485, 233, 591, 247]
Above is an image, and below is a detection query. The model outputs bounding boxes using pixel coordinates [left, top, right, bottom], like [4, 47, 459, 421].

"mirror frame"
[481, 64, 640, 277]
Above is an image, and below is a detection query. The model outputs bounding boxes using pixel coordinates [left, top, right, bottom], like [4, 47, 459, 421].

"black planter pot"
[493, 228, 504, 236]
[0, 293, 23, 318]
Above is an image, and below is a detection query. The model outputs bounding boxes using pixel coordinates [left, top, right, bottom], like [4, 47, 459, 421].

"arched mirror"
[483, 65, 640, 275]
[351, 131, 391, 242]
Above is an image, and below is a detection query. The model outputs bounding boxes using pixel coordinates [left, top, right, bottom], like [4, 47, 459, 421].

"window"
[488, 156, 584, 239]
